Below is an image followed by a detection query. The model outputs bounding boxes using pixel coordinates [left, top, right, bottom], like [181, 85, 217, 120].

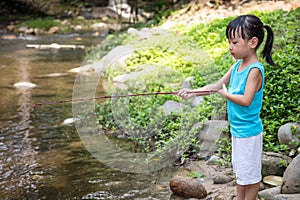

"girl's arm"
[177, 65, 233, 99]
[219, 68, 262, 106]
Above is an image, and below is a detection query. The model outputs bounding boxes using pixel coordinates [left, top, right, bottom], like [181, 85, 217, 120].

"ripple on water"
[82, 191, 114, 199]
[0, 142, 8, 151]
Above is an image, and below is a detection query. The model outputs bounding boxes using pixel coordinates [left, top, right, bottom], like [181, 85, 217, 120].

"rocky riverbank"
[161, 1, 300, 198]
[168, 153, 300, 199]
[3, 0, 299, 199]
[1, 0, 298, 40]
[0, 0, 155, 39]
[72, 22, 300, 198]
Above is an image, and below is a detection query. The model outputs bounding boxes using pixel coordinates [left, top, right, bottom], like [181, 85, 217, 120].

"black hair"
[226, 14, 275, 66]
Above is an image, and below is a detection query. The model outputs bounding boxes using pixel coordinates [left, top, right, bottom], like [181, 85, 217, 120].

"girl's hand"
[218, 84, 228, 99]
[177, 88, 194, 99]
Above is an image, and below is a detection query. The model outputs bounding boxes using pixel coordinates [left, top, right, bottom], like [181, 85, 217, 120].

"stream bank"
[73, 1, 300, 198]
[1, 0, 299, 199]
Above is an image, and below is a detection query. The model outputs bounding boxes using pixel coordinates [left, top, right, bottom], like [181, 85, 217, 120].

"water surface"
[0, 34, 176, 199]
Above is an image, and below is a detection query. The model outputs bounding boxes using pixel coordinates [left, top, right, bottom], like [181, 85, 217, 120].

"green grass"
[21, 17, 60, 30]
[91, 8, 300, 158]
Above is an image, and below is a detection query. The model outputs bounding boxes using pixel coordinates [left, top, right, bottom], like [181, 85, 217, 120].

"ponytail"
[262, 25, 276, 66]
[226, 15, 276, 66]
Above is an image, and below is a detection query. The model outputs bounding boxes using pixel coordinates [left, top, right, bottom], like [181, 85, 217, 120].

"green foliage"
[188, 171, 205, 179]
[184, 8, 300, 153]
[21, 17, 60, 30]
[262, 43, 300, 151]
[279, 159, 288, 168]
[216, 136, 232, 165]
[95, 101, 115, 130]
[93, 8, 300, 161]
[290, 124, 300, 140]
[180, 17, 233, 61]
[258, 9, 300, 152]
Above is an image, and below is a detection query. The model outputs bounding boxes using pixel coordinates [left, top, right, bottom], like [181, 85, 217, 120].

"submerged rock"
[1, 34, 17, 40]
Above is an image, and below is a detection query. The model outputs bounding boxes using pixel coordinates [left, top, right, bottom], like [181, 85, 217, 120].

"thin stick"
[34, 90, 217, 107]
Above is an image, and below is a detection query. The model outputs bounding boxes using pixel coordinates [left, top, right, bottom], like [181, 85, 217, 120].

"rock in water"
[169, 176, 207, 199]
[13, 81, 37, 89]
[62, 118, 80, 126]
[36, 73, 69, 78]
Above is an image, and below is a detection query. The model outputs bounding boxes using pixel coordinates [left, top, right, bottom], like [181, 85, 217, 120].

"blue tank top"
[227, 60, 264, 138]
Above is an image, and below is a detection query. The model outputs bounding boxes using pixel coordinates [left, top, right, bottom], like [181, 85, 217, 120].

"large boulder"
[262, 152, 292, 177]
[281, 154, 300, 194]
[91, 6, 119, 20]
[274, 194, 300, 200]
[161, 100, 184, 116]
[278, 122, 300, 149]
[169, 176, 207, 199]
[258, 186, 281, 200]
[194, 120, 228, 158]
[113, 65, 155, 84]
[181, 76, 194, 89]
[71, 45, 134, 75]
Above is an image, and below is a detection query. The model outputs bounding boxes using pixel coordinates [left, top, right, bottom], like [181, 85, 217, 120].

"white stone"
[37, 73, 69, 78]
[13, 81, 37, 89]
[62, 118, 80, 126]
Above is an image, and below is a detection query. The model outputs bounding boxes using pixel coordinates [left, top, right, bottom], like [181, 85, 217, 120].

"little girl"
[178, 14, 275, 200]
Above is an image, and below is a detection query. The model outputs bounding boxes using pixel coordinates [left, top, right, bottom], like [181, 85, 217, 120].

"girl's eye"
[233, 42, 238, 44]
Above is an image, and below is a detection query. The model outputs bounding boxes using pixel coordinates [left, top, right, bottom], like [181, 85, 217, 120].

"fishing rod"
[34, 90, 217, 107]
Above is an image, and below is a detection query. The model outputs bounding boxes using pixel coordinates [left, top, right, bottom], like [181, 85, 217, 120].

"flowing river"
[0, 33, 176, 199]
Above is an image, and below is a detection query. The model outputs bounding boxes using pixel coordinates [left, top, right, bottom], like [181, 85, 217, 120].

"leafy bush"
[262, 37, 300, 151]
[185, 8, 300, 152]
[246, 9, 300, 151]
[94, 8, 300, 158]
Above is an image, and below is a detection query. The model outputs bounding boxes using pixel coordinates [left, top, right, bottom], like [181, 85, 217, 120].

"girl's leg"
[236, 184, 246, 200]
[237, 182, 260, 200]
[245, 182, 260, 200]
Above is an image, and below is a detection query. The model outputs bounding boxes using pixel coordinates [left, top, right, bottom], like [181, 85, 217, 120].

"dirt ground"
[172, 160, 237, 199]
[163, 0, 300, 28]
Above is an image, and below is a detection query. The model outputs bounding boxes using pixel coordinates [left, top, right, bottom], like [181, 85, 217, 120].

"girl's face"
[227, 30, 253, 60]
[228, 36, 250, 60]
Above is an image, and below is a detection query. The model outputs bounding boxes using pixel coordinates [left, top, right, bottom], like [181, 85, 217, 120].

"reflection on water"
[0, 34, 175, 199]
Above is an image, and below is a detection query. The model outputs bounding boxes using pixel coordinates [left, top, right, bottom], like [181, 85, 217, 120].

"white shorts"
[232, 133, 263, 185]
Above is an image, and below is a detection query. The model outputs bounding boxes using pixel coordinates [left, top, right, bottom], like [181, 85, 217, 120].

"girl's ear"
[249, 37, 259, 49]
